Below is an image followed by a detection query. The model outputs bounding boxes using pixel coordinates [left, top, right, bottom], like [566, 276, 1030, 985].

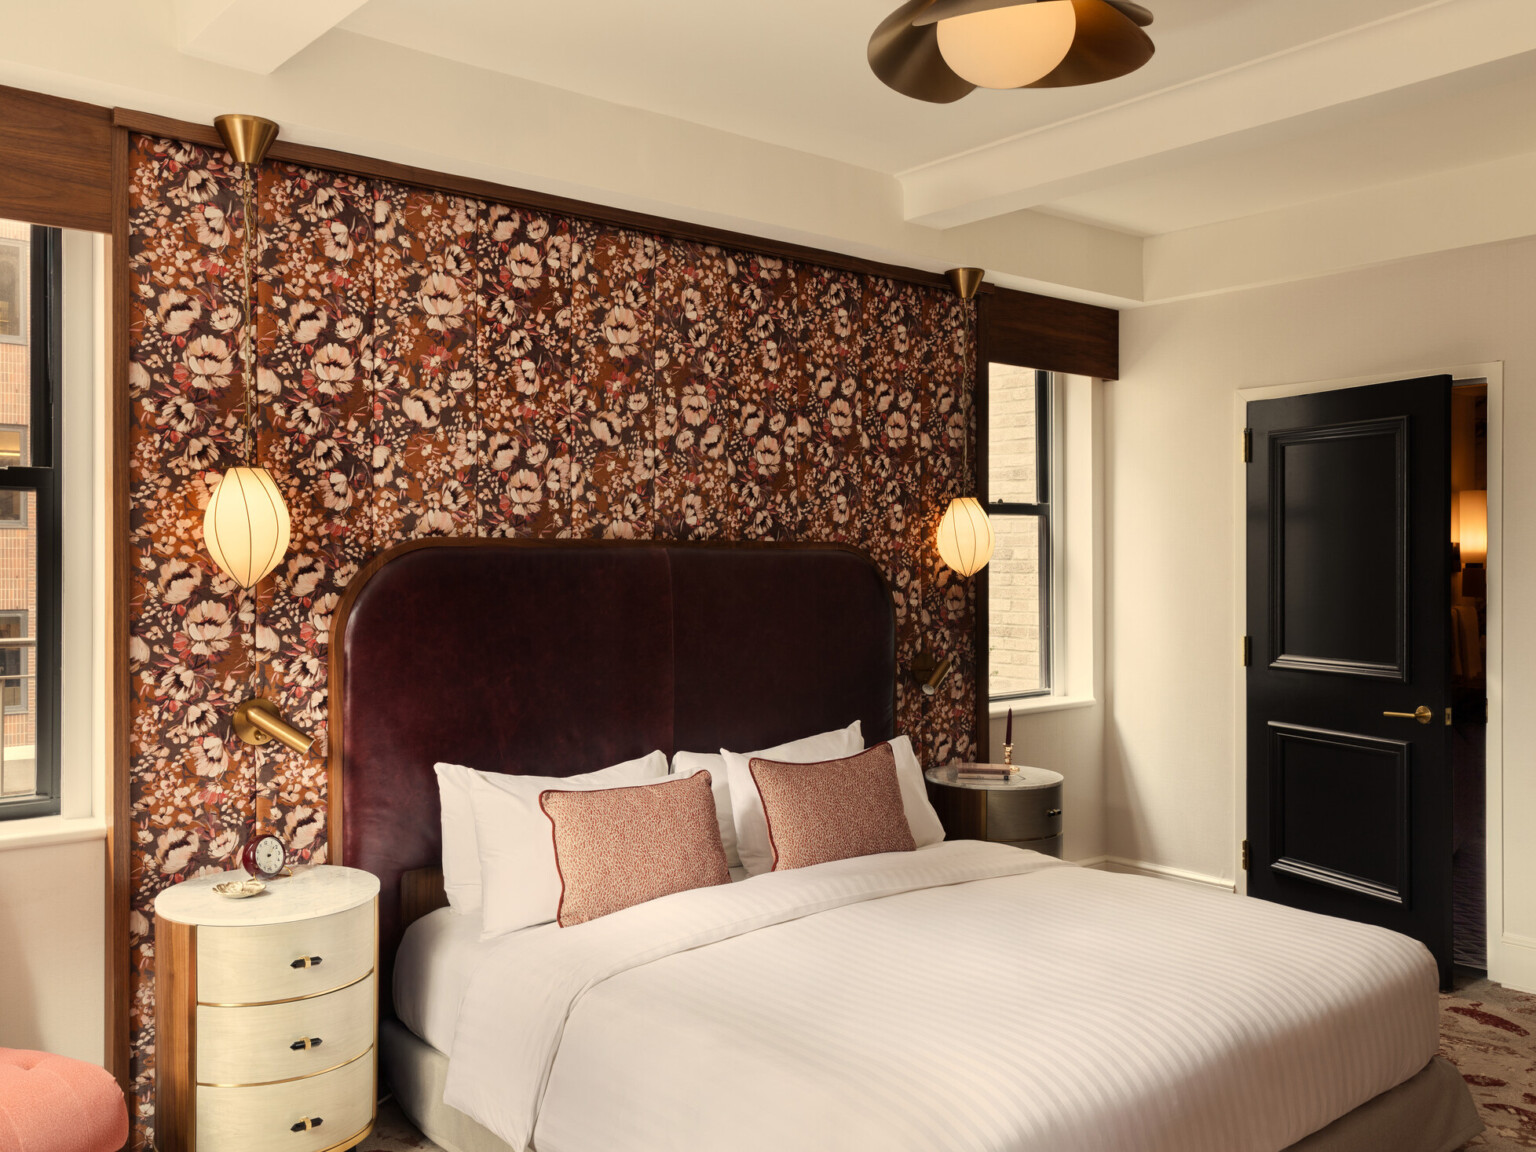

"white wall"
[1108, 232, 1536, 985]
[0, 833, 105, 1061]
[0, 229, 109, 1063]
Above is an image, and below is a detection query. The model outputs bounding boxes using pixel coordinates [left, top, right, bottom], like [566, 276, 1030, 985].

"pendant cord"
[238, 160, 268, 826]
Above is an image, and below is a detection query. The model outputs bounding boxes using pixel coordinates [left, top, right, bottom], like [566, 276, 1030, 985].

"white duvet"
[442, 841, 1438, 1152]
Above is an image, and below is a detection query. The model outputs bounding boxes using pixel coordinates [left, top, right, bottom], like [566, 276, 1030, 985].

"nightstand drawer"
[194, 1047, 374, 1152]
[198, 903, 374, 1005]
[986, 784, 1062, 843]
[197, 972, 375, 1086]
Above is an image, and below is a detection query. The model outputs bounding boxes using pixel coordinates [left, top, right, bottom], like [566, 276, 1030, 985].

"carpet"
[360, 976, 1536, 1152]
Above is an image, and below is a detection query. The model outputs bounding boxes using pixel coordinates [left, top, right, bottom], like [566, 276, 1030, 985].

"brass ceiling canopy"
[946, 268, 985, 299]
[869, 0, 1154, 104]
[214, 114, 280, 167]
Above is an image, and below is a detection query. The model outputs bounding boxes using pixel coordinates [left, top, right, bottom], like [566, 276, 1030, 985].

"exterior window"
[0, 610, 26, 714]
[0, 426, 27, 526]
[986, 364, 1052, 700]
[0, 221, 60, 820]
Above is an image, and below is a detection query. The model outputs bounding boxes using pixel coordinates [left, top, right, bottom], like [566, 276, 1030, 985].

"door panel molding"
[1267, 722, 1411, 906]
[1268, 417, 1409, 682]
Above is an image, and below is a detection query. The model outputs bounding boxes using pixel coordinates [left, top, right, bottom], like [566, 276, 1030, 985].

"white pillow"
[724, 731, 942, 875]
[471, 762, 691, 940]
[435, 750, 668, 914]
[672, 751, 738, 869]
[722, 720, 864, 876]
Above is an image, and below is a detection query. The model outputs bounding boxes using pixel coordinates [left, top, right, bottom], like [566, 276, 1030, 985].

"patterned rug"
[359, 975, 1536, 1151]
[1445, 974, 1536, 1149]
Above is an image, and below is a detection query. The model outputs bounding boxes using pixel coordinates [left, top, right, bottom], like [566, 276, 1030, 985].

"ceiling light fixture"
[870, 0, 1155, 104]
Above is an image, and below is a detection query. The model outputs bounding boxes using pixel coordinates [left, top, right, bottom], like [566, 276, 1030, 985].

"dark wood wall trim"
[107, 123, 133, 1103]
[979, 284, 1119, 382]
[0, 84, 113, 233]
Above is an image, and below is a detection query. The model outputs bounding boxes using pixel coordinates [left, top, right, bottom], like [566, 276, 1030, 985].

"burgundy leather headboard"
[328, 539, 896, 1006]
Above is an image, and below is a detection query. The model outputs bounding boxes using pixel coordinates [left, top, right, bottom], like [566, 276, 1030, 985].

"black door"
[1247, 376, 1453, 984]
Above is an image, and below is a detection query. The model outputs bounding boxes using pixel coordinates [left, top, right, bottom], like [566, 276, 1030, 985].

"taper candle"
[1005, 707, 1013, 747]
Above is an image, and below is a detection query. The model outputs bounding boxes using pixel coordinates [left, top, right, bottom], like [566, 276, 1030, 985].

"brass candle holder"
[1002, 742, 1014, 767]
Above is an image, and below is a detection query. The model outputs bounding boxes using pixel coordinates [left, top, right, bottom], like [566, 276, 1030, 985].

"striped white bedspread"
[442, 841, 1438, 1152]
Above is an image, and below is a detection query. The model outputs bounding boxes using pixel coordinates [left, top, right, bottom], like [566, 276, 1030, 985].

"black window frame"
[0, 225, 61, 821]
[983, 364, 1054, 703]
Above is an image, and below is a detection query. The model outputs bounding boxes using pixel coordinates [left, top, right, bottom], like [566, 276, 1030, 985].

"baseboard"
[1081, 855, 1236, 892]
[1491, 933, 1536, 995]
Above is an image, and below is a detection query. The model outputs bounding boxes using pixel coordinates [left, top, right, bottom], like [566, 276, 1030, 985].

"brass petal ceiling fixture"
[869, 0, 1155, 103]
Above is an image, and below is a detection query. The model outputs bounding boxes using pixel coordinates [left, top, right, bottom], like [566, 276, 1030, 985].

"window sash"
[0, 225, 60, 821]
[985, 367, 1054, 702]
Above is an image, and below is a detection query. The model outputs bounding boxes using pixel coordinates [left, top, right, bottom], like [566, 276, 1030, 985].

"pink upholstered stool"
[0, 1049, 129, 1152]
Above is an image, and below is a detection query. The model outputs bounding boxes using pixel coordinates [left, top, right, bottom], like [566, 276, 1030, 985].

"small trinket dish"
[212, 878, 266, 899]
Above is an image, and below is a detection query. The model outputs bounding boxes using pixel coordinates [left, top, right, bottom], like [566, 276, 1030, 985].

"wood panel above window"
[0, 85, 113, 234]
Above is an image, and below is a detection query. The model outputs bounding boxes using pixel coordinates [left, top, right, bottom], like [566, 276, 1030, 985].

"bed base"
[381, 1018, 1480, 1152]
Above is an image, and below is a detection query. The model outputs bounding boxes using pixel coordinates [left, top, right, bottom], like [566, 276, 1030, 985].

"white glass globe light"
[203, 465, 292, 588]
[936, 496, 996, 576]
[936, 1, 1078, 90]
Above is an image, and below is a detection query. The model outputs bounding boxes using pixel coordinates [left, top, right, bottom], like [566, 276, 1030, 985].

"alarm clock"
[241, 830, 287, 880]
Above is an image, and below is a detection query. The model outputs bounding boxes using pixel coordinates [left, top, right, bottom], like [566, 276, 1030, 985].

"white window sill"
[988, 694, 1097, 719]
[0, 814, 107, 852]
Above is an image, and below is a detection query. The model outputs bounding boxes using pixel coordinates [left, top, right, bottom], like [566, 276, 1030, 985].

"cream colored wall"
[1109, 232, 1536, 986]
[0, 834, 106, 1062]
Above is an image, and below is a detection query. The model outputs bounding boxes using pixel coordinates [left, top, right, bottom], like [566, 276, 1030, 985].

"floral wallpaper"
[125, 133, 976, 1144]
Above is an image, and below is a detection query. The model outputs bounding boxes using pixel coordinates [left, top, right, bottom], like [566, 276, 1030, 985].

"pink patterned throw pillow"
[749, 743, 917, 871]
[541, 771, 730, 927]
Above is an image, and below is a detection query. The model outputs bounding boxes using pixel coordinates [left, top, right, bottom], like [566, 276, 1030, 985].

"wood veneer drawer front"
[197, 972, 375, 1086]
[194, 1048, 374, 1152]
[985, 783, 1063, 844]
[198, 901, 374, 1005]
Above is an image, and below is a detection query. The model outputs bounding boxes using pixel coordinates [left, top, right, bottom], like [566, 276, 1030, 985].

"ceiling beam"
[899, 0, 1536, 229]
[172, 0, 372, 75]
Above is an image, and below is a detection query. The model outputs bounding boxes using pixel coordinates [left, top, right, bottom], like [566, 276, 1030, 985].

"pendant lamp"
[936, 268, 996, 577]
[870, 0, 1155, 104]
[204, 113, 290, 589]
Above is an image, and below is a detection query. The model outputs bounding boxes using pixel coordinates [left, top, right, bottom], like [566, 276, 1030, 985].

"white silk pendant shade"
[936, 496, 996, 576]
[203, 465, 292, 588]
[936, 1, 1078, 89]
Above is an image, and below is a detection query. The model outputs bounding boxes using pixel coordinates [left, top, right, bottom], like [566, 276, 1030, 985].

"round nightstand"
[924, 764, 1065, 858]
[154, 864, 380, 1152]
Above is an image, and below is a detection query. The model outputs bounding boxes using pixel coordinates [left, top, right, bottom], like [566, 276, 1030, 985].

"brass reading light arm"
[233, 698, 315, 756]
[911, 651, 955, 696]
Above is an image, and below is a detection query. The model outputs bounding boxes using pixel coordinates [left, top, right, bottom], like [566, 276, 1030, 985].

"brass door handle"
[1383, 706, 1433, 725]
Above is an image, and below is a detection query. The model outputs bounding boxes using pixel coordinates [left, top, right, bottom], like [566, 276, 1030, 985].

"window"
[0, 611, 26, 714]
[0, 237, 24, 345]
[0, 221, 60, 820]
[0, 426, 27, 526]
[986, 364, 1053, 700]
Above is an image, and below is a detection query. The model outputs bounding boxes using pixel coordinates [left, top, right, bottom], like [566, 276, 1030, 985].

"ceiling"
[337, 0, 1432, 177]
[328, 0, 1536, 241]
[5, 0, 1526, 304]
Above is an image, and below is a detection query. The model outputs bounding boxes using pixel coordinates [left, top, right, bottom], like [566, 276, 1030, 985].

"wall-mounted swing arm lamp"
[232, 698, 315, 756]
[911, 651, 956, 696]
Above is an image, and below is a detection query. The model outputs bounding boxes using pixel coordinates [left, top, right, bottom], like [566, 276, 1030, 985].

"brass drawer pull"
[290, 956, 323, 969]
[289, 1037, 324, 1051]
[1046, 809, 1062, 817]
[290, 1118, 324, 1133]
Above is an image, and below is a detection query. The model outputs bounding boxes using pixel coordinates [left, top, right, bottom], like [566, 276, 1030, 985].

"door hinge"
[1241, 839, 1250, 871]
[1242, 428, 1253, 463]
[1242, 636, 1251, 667]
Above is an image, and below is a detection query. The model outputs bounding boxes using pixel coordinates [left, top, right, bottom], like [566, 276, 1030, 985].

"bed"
[328, 540, 1481, 1152]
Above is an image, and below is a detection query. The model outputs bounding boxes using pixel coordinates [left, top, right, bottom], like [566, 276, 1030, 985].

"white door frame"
[1231, 363, 1514, 987]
